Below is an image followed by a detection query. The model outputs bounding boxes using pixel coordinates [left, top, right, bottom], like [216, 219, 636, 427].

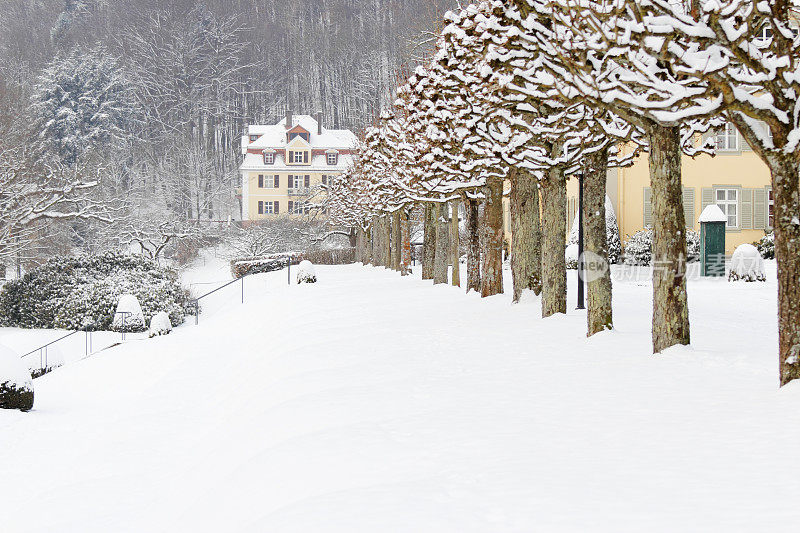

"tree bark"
[372, 215, 383, 267]
[364, 225, 373, 265]
[433, 202, 450, 284]
[481, 177, 504, 297]
[384, 215, 393, 269]
[584, 147, 613, 335]
[648, 125, 690, 353]
[400, 208, 411, 276]
[510, 168, 542, 302]
[450, 201, 461, 287]
[391, 211, 401, 272]
[540, 163, 567, 317]
[356, 227, 365, 264]
[422, 203, 436, 280]
[768, 158, 800, 385]
[465, 196, 481, 293]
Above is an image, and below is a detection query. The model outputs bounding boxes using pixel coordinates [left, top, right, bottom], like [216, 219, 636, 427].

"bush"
[0, 252, 192, 331]
[231, 248, 356, 279]
[754, 232, 775, 260]
[565, 243, 579, 270]
[0, 344, 34, 411]
[729, 243, 767, 282]
[112, 294, 146, 332]
[297, 260, 317, 284]
[624, 228, 700, 266]
[567, 196, 622, 264]
[149, 311, 173, 338]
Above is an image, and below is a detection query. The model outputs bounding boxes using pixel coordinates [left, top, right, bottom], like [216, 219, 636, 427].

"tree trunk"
[770, 158, 800, 385]
[648, 125, 690, 353]
[384, 215, 393, 269]
[400, 208, 411, 276]
[584, 147, 613, 335]
[433, 203, 450, 284]
[540, 163, 567, 317]
[510, 168, 542, 302]
[372, 216, 383, 267]
[450, 201, 461, 287]
[422, 203, 436, 280]
[392, 211, 401, 272]
[465, 197, 481, 293]
[356, 227, 365, 264]
[364, 225, 373, 266]
[481, 178, 504, 297]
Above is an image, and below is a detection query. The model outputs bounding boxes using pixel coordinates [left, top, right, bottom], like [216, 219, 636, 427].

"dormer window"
[250, 135, 259, 142]
[326, 153, 338, 166]
[263, 152, 274, 165]
[288, 132, 310, 142]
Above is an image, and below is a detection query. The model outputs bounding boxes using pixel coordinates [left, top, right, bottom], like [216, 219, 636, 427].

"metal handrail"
[19, 329, 82, 360]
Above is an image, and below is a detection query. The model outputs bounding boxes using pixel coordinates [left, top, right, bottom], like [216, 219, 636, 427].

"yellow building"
[563, 124, 773, 255]
[239, 112, 357, 220]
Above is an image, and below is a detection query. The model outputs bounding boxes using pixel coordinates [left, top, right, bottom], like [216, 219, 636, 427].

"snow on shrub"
[755, 232, 775, 260]
[729, 244, 766, 282]
[0, 252, 191, 331]
[149, 311, 173, 338]
[0, 343, 34, 411]
[565, 243, 579, 270]
[112, 294, 146, 332]
[624, 228, 700, 266]
[296, 260, 317, 284]
[567, 196, 622, 264]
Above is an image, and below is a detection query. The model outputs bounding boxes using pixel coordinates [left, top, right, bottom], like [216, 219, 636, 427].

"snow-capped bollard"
[112, 294, 146, 332]
[148, 311, 173, 338]
[0, 343, 34, 412]
[296, 260, 317, 284]
[729, 243, 766, 282]
[699, 205, 727, 277]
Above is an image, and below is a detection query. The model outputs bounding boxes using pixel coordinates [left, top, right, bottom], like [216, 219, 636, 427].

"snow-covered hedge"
[565, 243, 579, 270]
[112, 294, 146, 332]
[296, 261, 317, 284]
[624, 229, 700, 266]
[0, 252, 192, 331]
[0, 344, 34, 411]
[149, 311, 173, 338]
[231, 248, 356, 279]
[729, 244, 766, 282]
[755, 232, 775, 260]
[567, 197, 622, 264]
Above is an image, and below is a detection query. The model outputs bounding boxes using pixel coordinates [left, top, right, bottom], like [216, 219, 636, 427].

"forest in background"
[0, 0, 454, 271]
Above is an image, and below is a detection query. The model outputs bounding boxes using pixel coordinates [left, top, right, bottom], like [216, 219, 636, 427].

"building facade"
[239, 112, 357, 221]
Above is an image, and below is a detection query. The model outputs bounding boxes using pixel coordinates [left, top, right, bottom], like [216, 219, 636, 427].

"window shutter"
[643, 187, 653, 227]
[288, 151, 294, 163]
[288, 200, 294, 214]
[274, 175, 279, 188]
[740, 188, 753, 229]
[258, 201, 263, 215]
[288, 175, 293, 188]
[701, 188, 714, 214]
[322, 175, 327, 185]
[753, 188, 767, 230]
[258, 175, 263, 188]
[274, 201, 280, 214]
[304, 175, 310, 188]
[682, 187, 695, 229]
[304, 151, 309, 163]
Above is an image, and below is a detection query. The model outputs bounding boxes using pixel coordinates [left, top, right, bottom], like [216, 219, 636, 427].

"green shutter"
[701, 187, 714, 213]
[740, 188, 753, 229]
[753, 188, 767, 230]
[643, 187, 653, 228]
[682, 187, 695, 229]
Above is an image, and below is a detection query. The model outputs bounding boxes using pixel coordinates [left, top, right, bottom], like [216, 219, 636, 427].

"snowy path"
[1, 264, 799, 532]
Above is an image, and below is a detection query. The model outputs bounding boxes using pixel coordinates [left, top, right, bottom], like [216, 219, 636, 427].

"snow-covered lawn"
[1, 263, 798, 532]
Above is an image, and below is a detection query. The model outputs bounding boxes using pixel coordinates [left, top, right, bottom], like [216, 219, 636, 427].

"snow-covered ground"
[1, 262, 798, 532]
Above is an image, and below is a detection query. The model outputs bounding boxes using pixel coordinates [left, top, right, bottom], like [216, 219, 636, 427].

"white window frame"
[293, 151, 305, 163]
[715, 122, 739, 152]
[326, 153, 338, 166]
[262, 201, 274, 215]
[292, 175, 304, 189]
[716, 188, 739, 229]
[263, 152, 274, 165]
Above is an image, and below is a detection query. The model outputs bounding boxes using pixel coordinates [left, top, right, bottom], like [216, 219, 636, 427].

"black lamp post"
[576, 172, 585, 310]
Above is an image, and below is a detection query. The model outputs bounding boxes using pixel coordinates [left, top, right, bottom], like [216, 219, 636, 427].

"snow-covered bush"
[624, 228, 700, 266]
[755, 232, 775, 260]
[567, 196, 622, 264]
[0, 343, 34, 411]
[0, 252, 191, 331]
[729, 244, 766, 282]
[149, 311, 173, 338]
[297, 260, 317, 284]
[112, 294, 146, 332]
[565, 243, 579, 270]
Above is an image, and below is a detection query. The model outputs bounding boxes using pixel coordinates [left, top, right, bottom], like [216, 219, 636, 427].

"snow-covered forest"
[0, 0, 454, 269]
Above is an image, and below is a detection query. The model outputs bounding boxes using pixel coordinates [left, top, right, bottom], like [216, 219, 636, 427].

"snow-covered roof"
[240, 153, 354, 172]
[245, 115, 357, 152]
[698, 204, 727, 223]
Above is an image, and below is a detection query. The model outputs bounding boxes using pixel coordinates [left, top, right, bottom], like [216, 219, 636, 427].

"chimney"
[285, 110, 292, 130]
[316, 112, 323, 135]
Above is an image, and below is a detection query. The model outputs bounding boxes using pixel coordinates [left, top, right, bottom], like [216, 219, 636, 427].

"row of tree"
[328, 0, 800, 386]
